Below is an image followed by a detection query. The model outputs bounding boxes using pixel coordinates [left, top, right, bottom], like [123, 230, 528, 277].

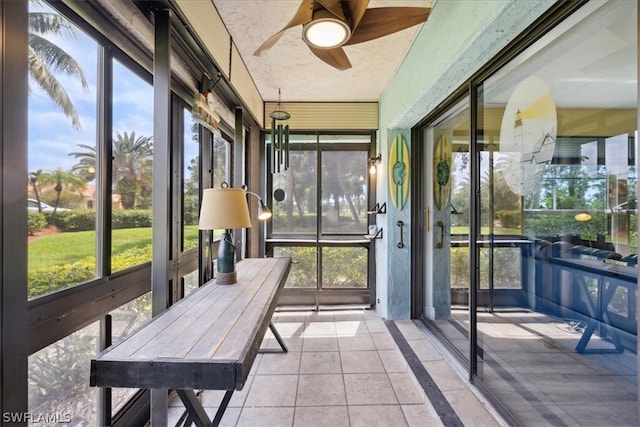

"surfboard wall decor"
[433, 134, 452, 211]
[389, 133, 410, 210]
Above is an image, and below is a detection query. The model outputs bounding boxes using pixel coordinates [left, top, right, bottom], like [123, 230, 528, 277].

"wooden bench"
[90, 257, 291, 426]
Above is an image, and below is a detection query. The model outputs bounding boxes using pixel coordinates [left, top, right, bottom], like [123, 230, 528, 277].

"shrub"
[28, 259, 94, 297]
[48, 209, 154, 232]
[52, 210, 95, 231]
[113, 210, 152, 229]
[497, 210, 521, 229]
[28, 212, 48, 236]
[28, 245, 152, 298]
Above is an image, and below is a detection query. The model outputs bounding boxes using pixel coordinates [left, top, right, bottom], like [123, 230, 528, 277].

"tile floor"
[167, 309, 504, 427]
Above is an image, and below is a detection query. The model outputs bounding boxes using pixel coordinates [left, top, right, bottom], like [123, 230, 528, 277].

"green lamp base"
[216, 231, 237, 285]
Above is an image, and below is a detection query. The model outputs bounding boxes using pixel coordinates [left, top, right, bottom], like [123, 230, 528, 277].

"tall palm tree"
[38, 168, 86, 219]
[29, 0, 88, 129]
[69, 131, 153, 209]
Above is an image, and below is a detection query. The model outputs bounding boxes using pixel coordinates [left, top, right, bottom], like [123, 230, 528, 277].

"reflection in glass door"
[423, 98, 471, 360]
[267, 133, 374, 308]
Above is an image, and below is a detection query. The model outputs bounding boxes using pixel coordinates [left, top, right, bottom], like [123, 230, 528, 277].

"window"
[27, 1, 98, 298]
[110, 58, 154, 271]
[183, 108, 199, 252]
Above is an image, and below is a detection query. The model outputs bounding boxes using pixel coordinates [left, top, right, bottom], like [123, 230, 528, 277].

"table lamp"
[199, 185, 252, 284]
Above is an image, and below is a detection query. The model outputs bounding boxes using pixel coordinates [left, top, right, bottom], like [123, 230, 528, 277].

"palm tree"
[29, 0, 88, 129]
[38, 168, 86, 219]
[69, 131, 153, 209]
[113, 131, 153, 209]
[29, 169, 45, 212]
[68, 143, 96, 181]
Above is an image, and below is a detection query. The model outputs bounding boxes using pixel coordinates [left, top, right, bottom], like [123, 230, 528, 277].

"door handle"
[436, 221, 444, 249]
[397, 221, 405, 249]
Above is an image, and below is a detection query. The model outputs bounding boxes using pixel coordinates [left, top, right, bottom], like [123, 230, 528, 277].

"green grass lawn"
[29, 226, 200, 270]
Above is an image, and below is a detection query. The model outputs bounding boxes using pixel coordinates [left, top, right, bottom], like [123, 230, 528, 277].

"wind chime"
[270, 89, 290, 174]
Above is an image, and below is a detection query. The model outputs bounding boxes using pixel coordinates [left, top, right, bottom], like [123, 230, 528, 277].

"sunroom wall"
[377, 0, 555, 319]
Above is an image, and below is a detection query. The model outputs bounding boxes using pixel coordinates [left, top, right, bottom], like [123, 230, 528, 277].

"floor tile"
[262, 335, 303, 352]
[257, 351, 301, 375]
[422, 359, 467, 392]
[365, 318, 388, 334]
[401, 404, 443, 427]
[304, 321, 337, 336]
[379, 348, 409, 373]
[293, 406, 349, 427]
[340, 350, 385, 374]
[394, 320, 427, 341]
[296, 374, 347, 406]
[300, 351, 342, 374]
[303, 336, 339, 352]
[388, 372, 425, 404]
[338, 333, 376, 351]
[344, 373, 398, 405]
[335, 320, 369, 336]
[204, 406, 241, 427]
[244, 374, 298, 407]
[443, 388, 501, 427]
[407, 338, 443, 362]
[371, 331, 397, 350]
[236, 407, 294, 427]
[348, 404, 408, 427]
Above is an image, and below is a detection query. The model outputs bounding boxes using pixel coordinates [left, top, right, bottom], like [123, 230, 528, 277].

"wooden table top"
[90, 257, 291, 390]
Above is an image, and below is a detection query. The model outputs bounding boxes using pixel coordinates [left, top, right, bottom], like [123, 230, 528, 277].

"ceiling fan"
[253, 0, 431, 70]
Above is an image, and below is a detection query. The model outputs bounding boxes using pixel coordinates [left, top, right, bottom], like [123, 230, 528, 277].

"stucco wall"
[375, 0, 555, 320]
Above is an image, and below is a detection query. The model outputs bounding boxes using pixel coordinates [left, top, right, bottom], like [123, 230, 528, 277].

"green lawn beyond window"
[28, 227, 200, 298]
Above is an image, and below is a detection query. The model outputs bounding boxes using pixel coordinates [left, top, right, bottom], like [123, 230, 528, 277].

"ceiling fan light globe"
[302, 14, 350, 49]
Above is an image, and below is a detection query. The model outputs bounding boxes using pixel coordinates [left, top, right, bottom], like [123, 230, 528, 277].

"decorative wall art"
[389, 133, 410, 210]
[433, 134, 452, 211]
[499, 75, 557, 197]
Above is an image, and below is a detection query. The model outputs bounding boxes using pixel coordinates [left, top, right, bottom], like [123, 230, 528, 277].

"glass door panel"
[473, 2, 638, 425]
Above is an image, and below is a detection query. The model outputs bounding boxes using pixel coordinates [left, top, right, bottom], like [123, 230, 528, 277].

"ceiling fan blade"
[345, 7, 431, 46]
[342, 0, 370, 30]
[253, 0, 314, 56]
[315, 0, 347, 21]
[308, 46, 352, 70]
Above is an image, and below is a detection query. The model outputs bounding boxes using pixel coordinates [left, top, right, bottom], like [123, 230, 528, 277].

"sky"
[28, 2, 199, 176]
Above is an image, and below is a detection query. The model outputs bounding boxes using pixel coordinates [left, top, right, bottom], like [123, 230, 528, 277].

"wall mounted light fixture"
[369, 154, 381, 174]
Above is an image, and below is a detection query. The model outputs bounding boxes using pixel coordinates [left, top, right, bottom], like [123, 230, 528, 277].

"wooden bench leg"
[259, 322, 288, 353]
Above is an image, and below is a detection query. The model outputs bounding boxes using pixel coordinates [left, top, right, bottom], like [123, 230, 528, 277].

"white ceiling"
[212, 0, 433, 103]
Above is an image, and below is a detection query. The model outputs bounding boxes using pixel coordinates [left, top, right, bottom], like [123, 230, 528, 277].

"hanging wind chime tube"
[270, 89, 290, 174]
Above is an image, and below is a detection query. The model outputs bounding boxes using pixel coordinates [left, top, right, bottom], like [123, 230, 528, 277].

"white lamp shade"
[198, 188, 252, 230]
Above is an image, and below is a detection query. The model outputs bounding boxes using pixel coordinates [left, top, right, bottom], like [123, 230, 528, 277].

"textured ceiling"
[212, 0, 433, 103]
